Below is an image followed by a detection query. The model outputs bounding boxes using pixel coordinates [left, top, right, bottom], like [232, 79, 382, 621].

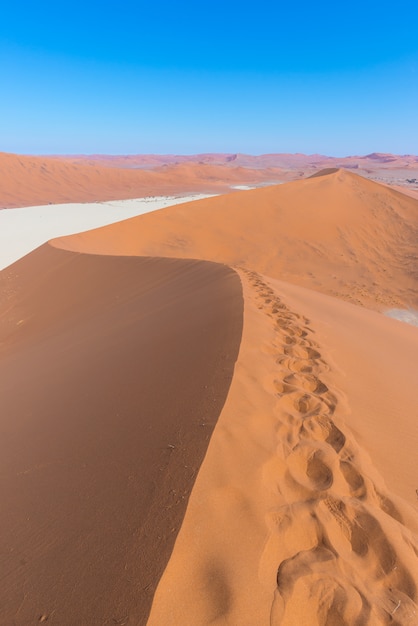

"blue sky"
[1, 0, 417, 155]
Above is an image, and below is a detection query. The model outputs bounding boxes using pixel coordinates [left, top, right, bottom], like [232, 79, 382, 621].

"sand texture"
[0, 167, 417, 624]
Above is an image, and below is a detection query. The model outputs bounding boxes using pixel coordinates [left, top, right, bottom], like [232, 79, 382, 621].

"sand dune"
[1, 167, 417, 624]
[54, 169, 418, 310]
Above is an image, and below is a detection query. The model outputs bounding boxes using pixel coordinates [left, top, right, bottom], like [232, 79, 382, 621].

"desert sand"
[0, 165, 417, 625]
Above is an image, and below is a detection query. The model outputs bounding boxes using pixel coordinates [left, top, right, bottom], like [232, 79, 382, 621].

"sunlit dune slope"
[53, 169, 418, 310]
[0, 245, 243, 625]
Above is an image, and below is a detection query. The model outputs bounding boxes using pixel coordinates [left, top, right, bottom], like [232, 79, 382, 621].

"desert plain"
[1, 151, 418, 625]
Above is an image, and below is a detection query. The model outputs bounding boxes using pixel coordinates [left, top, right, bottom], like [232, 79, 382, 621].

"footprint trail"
[238, 268, 418, 626]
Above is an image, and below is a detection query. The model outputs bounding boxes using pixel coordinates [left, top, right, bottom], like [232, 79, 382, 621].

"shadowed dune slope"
[0, 245, 243, 625]
[53, 169, 418, 310]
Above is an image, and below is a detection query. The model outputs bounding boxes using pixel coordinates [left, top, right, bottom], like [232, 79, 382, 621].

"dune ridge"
[147, 269, 418, 625]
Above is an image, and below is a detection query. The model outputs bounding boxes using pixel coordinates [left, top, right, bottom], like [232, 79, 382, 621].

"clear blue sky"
[1, 0, 417, 155]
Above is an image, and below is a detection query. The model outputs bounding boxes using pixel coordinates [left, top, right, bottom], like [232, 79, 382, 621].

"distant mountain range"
[50, 151, 418, 170]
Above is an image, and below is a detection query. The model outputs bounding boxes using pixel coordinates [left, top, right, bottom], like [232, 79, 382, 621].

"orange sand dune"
[0, 245, 242, 625]
[54, 169, 418, 310]
[1, 168, 418, 625]
[0, 152, 282, 208]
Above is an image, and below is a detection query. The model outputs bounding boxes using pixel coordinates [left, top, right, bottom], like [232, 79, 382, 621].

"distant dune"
[0, 152, 283, 208]
[1, 166, 417, 625]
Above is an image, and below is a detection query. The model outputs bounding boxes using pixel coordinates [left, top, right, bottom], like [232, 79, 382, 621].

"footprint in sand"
[273, 380, 296, 395]
[271, 302, 289, 313]
[340, 459, 367, 499]
[278, 390, 334, 418]
[277, 323, 308, 337]
[294, 392, 321, 415]
[270, 494, 418, 624]
[281, 334, 301, 346]
[306, 450, 334, 490]
[270, 544, 370, 626]
[321, 497, 418, 620]
[273, 376, 328, 397]
[300, 414, 346, 453]
[276, 355, 316, 374]
[242, 270, 418, 625]
[375, 491, 404, 524]
[286, 444, 335, 492]
[283, 372, 329, 394]
[283, 343, 322, 361]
